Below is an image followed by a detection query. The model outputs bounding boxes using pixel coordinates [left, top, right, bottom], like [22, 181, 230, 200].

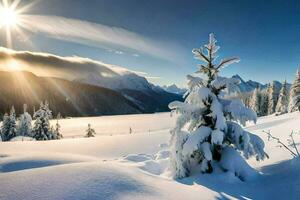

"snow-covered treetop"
[191, 33, 240, 87]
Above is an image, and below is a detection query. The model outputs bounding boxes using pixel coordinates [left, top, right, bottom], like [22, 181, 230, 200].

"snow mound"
[154, 150, 170, 160]
[219, 147, 258, 181]
[122, 144, 171, 177]
[140, 159, 169, 176]
[123, 154, 153, 162]
[10, 136, 36, 142]
[0, 154, 91, 173]
[0, 162, 157, 200]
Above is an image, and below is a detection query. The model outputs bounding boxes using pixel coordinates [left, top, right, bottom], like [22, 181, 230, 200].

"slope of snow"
[1, 112, 300, 199]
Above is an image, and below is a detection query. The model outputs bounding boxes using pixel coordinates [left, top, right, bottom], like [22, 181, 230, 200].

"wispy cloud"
[0, 47, 150, 80]
[20, 15, 185, 63]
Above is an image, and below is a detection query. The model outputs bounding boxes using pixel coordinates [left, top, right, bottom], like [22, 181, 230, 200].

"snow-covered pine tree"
[17, 104, 32, 137]
[85, 124, 96, 137]
[169, 34, 267, 179]
[259, 90, 269, 116]
[2, 106, 18, 141]
[289, 69, 300, 112]
[275, 80, 289, 114]
[267, 82, 278, 115]
[250, 87, 261, 116]
[1, 113, 10, 141]
[52, 119, 63, 139]
[32, 101, 53, 140]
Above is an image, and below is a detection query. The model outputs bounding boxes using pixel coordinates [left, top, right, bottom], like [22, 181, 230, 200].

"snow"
[182, 126, 211, 156]
[10, 136, 36, 141]
[219, 147, 258, 181]
[1, 112, 300, 199]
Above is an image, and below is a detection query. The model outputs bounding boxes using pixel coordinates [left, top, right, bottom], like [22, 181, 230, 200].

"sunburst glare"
[0, 0, 36, 48]
[0, 6, 19, 27]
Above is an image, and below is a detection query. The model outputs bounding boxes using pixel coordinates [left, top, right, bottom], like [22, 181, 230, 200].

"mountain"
[120, 89, 182, 113]
[162, 84, 187, 95]
[75, 72, 183, 112]
[0, 71, 142, 117]
[76, 72, 155, 92]
[229, 74, 290, 94]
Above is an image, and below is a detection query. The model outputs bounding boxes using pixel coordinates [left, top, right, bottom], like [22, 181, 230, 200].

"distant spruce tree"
[32, 101, 53, 140]
[267, 82, 278, 115]
[9, 106, 17, 140]
[289, 69, 300, 112]
[250, 87, 262, 116]
[85, 124, 96, 137]
[17, 104, 32, 137]
[1, 113, 10, 141]
[1, 106, 18, 141]
[275, 80, 289, 114]
[53, 117, 63, 139]
[260, 90, 269, 116]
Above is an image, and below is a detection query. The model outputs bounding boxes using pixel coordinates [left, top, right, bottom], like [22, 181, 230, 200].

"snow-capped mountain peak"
[162, 84, 187, 95]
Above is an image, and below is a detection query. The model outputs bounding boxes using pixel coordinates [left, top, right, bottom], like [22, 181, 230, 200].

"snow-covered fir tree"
[169, 34, 267, 179]
[275, 80, 289, 114]
[85, 124, 96, 137]
[32, 101, 53, 140]
[9, 106, 17, 140]
[1, 113, 10, 141]
[17, 104, 32, 137]
[52, 119, 63, 139]
[250, 87, 261, 116]
[1, 106, 18, 141]
[259, 90, 269, 116]
[267, 82, 278, 115]
[289, 69, 300, 112]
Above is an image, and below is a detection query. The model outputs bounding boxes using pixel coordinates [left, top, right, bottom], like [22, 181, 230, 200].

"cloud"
[21, 15, 185, 63]
[0, 47, 146, 80]
[132, 53, 140, 57]
[114, 50, 124, 55]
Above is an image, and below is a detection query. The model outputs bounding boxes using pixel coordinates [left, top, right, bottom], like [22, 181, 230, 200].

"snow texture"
[0, 112, 300, 199]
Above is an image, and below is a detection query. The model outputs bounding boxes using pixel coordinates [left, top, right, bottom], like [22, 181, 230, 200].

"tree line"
[0, 101, 96, 142]
[0, 102, 62, 141]
[232, 70, 300, 117]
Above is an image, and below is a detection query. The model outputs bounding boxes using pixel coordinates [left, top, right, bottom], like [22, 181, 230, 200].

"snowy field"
[0, 112, 300, 200]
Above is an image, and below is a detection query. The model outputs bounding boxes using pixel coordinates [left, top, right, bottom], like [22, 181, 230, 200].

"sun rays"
[0, 0, 37, 48]
[0, 6, 19, 27]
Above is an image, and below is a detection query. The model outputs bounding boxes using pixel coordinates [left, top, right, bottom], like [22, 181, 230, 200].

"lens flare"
[0, 7, 19, 27]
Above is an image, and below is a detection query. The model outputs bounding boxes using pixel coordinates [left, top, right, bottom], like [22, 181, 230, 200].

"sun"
[0, 0, 33, 48]
[0, 6, 19, 28]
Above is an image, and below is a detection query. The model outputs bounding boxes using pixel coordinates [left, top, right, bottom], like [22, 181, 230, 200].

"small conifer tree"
[85, 124, 96, 137]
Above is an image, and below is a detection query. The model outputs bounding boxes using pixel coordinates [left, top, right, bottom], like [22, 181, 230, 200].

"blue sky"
[2, 0, 300, 86]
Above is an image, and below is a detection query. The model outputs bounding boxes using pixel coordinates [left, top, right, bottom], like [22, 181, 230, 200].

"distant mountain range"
[161, 74, 290, 96]
[0, 71, 142, 117]
[162, 84, 187, 95]
[0, 68, 290, 118]
[75, 72, 182, 113]
[0, 71, 182, 117]
[230, 74, 291, 94]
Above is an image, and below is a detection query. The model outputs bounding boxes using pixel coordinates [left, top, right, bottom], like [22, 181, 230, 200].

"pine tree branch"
[216, 57, 240, 70]
[192, 48, 210, 63]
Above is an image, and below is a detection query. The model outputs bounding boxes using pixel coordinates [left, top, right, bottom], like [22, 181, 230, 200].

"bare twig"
[263, 130, 298, 158]
[289, 131, 300, 156]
